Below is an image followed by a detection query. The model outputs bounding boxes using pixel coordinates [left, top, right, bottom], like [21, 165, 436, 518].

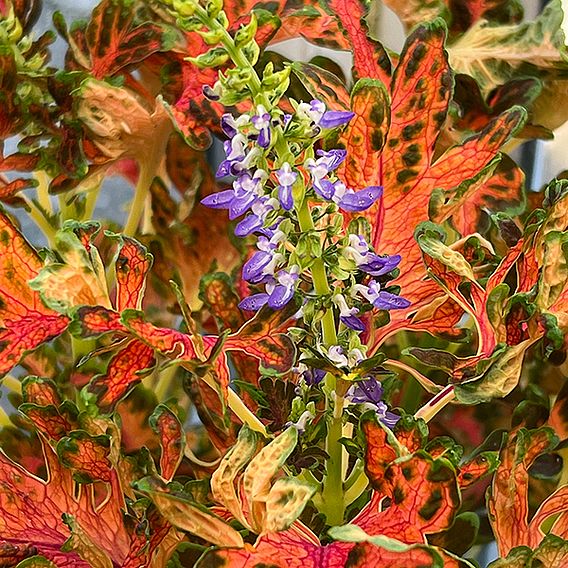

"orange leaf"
[0, 210, 69, 376]
[149, 405, 185, 482]
[326, 0, 391, 83]
[56, 431, 114, 484]
[86, 338, 156, 413]
[54, 0, 174, 78]
[335, 21, 524, 346]
[113, 235, 153, 312]
[488, 427, 559, 556]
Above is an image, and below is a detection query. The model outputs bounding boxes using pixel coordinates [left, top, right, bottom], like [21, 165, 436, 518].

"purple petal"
[257, 127, 271, 149]
[359, 254, 402, 276]
[338, 186, 383, 212]
[267, 284, 295, 309]
[314, 179, 335, 200]
[373, 291, 411, 310]
[216, 160, 232, 178]
[303, 368, 326, 386]
[349, 378, 383, 405]
[242, 251, 272, 283]
[319, 110, 355, 129]
[316, 149, 347, 170]
[239, 293, 269, 311]
[203, 85, 220, 101]
[381, 409, 401, 428]
[201, 190, 235, 209]
[221, 114, 236, 137]
[229, 193, 257, 220]
[278, 184, 294, 211]
[340, 314, 366, 332]
[234, 214, 262, 237]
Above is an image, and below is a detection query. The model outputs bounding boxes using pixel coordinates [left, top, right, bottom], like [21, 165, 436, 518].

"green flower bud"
[234, 13, 258, 48]
[186, 47, 230, 68]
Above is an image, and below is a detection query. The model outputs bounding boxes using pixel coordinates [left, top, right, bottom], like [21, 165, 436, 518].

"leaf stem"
[414, 384, 455, 423]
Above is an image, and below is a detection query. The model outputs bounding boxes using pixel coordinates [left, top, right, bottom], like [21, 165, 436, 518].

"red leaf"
[345, 542, 444, 567]
[335, 21, 524, 346]
[0, 444, 128, 566]
[86, 338, 156, 413]
[276, 0, 350, 51]
[488, 427, 560, 556]
[56, 431, 114, 484]
[0, 210, 69, 376]
[225, 305, 297, 375]
[356, 452, 460, 543]
[114, 236, 153, 312]
[54, 0, 173, 78]
[361, 413, 399, 490]
[326, 0, 391, 83]
[149, 405, 185, 482]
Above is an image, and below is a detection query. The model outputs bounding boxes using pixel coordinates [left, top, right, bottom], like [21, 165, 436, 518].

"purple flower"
[354, 281, 411, 310]
[358, 254, 401, 277]
[251, 105, 272, 148]
[234, 197, 278, 237]
[333, 183, 383, 212]
[203, 84, 220, 101]
[266, 266, 299, 309]
[347, 378, 400, 428]
[302, 367, 326, 386]
[348, 377, 384, 405]
[220, 113, 250, 139]
[239, 293, 270, 311]
[306, 150, 346, 200]
[200, 189, 235, 209]
[319, 110, 355, 129]
[333, 294, 365, 332]
[343, 235, 402, 277]
[275, 162, 297, 211]
[239, 266, 299, 311]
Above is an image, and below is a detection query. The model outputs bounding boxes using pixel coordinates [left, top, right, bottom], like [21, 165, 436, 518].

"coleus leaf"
[149, 404, 186, 482]
[382, 0, 449, 32]
[3, 378, 178, 566]
[325, 0, 391, 83]
[487, 426, 566, 557]
[447, 0, 568, 97]
[274, 0, 350, 51]
[53, 0, 176, 78]
[333, 19, 525, 348]
[149, 159, 240, 311]
[0, 209, 69, 376]
[448, 0, 524, 33]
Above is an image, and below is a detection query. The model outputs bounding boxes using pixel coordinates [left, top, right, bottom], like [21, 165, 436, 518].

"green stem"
[123, 161, 156, 237]
[22, 195, 57, 247]
[196, 7, 345, 522]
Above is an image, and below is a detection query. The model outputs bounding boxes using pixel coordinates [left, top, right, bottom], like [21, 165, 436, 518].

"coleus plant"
[1, 0, 568, 566]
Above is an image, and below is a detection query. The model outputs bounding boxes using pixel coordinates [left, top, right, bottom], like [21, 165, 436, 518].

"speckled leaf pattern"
[149, 405, 185, 482]
[326, 0, 391, 83]
[56, 431, 114, 484]
[135, 476, 245, 548]
[29, 223, 111, 314]
[54, 0, 174, 78]
[113, 236, 152, 312]
[488, 427, 561, 556]
[0, 444, 129, 566]
[86, 338, 156, 413]
[355, 452, 460, 543]
[0, 210, 69, 376]
[211, 426, 260, 529]
[224, 305, 297, 375]
[275, 0, 350, 51]
[292, 62, 351, 111]
[334, 20, 525, 348]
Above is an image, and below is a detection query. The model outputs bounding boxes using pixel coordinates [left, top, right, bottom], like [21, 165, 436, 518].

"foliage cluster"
[1, 0, 568, 566]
